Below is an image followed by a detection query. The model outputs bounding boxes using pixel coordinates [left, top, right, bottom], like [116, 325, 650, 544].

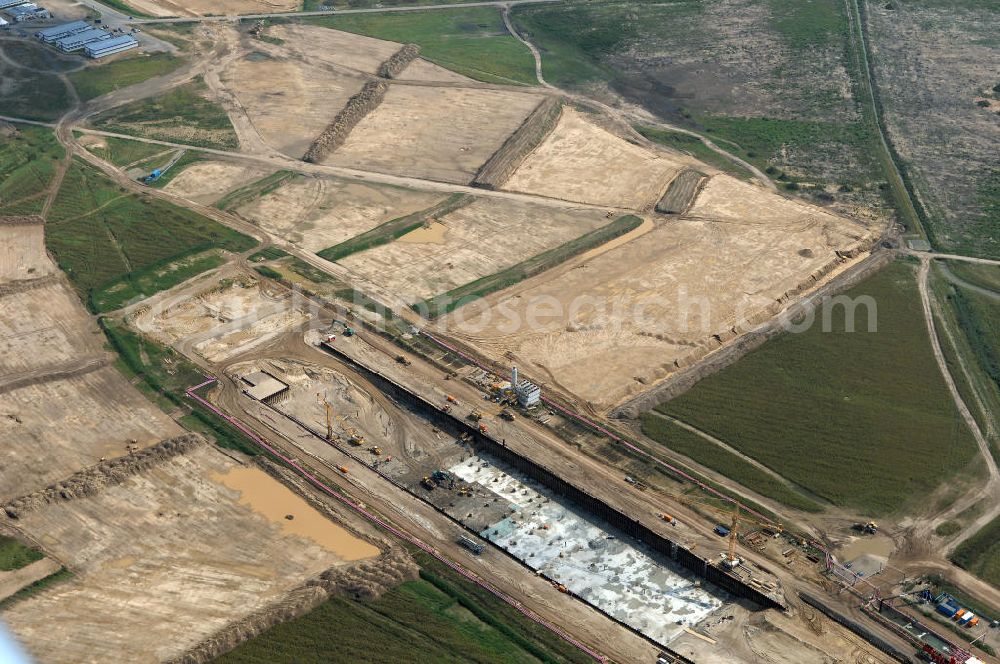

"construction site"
[1, 4, 998, 664]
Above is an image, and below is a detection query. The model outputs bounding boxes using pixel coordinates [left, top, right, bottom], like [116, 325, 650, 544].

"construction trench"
[310, 340, 787, 615]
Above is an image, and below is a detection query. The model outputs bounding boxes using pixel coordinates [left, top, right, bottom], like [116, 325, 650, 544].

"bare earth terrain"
[323, 85, 545, 184]
[163, 159, 275, 205]
[0, 225, 54, 281]
[339, 196, 614, 301]
[235, 175, 444, 252]
[504, 108, 688, 208]
[445, 177, 878, 410]
[117, 0, 299, 19]
[2, 444, 378, 664]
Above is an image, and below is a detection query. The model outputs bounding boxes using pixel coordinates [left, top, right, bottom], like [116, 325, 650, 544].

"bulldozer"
[467, 409, 483, 421]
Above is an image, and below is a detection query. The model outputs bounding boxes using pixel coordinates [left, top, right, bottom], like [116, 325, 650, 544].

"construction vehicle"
[338, 465, 349, 474]
[142, 168, 162, 183]
[441, 404, 451, 414]
[343, 327, 355, 337]
[499, 408, 515, 421]
[369, 446, 382, 456]
[852, 521, 879, 535]
[658, 513, 674, 524]
[478, 423, 488, 434]
[346, 428, 364, 446]
[446, 395, 458, 404]
[467, 409, 483, 421]
[665, 491, 783, 570]
[458, 536, 484, 554]
[395, 354, 412, 366]
[421, 476, 436, 490]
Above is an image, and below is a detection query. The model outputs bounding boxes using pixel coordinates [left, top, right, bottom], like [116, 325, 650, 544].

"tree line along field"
[510, 0, 893, 220]
[0, 125, 64, 216]
[306, 7, 538, 85]
[214, 552, 594, 664]
[655, 261, 980, 516]
[89, 77, 239, 151]
[45, 159, 256, 311]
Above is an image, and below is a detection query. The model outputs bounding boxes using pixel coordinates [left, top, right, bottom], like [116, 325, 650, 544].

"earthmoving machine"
[499, 408, 515, 421]
[395, 354, 412, 366]
[346, 428, 364, 446]
[446, 395, 458, 404]
[421, 476, 437, 490]
[369, 446, 382, 456]
[478, 423, 488, 434]
[467, 409, 483, 421]
[852, 521, 879, 535]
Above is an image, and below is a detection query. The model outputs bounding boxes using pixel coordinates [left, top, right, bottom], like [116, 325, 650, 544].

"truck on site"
[458, 536, 484, 555]
[395, 354, 411, 366]
[467, 409, 483, 421]
[499, 408, 515, 421]
[852, 521, 878, 534]
[141, 168, 162, 183]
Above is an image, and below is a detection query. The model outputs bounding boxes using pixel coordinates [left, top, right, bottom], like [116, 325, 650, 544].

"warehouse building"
[5, 3, 49, 21]
[55, 27, 110, 52]
[36, 19, 87, 42]
[86, 34, 137, 58]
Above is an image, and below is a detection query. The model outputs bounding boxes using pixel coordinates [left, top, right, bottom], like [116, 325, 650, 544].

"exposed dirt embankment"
[2, 434, 203, 518]
[377, 43, 420, 79]
[612, 246, 894, 419]
[473, 96, 562, 190]
[0, 215, 43, 226]
[0, 275, 59, 298]
[302, 79, 388, 163]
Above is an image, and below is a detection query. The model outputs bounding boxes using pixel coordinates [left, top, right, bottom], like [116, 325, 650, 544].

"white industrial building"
[36, 19, 88, 42]
[86, 34, 137, 58]
[511, 366, 541, 408]
[55, 27, 110, 52]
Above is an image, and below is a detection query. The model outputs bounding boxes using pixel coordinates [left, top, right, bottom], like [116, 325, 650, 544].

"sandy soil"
[235, 175, 444, 252]
[224, 54, 366, 158]
[119, 0, 298, 18]
[131, 276, 309, 362]
[269, 25, 401, 76]
[324, 85, 544, 184]
[504, 108, 687, 209]
[2, 445, 376, 664]
[397, 58, 473, 84]
[0, 225, 54, 282]
[444, 199, 877, 410]
[0, 367, 182, 502]
[163, 160, 275, 205]
[688, 174, 856, 227]
[0, 283, 105, 376]
[338, 197, 613, 301]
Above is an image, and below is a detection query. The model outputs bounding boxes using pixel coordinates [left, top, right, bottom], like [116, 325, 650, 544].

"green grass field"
[0, 125, 65, 216]
[45, 160, 255, 306]
[91, 250, 226, 312]
[635, 126, 754, 180]
[639, 412, 823, 512]
[89, 77, 238, 150]
[82, 135, 170, 168]
[68, 53, 183, 102]
[951, 515, 1000, 589]
[308, 7, 537, 85]
[417, 215, 644, 318]
[215, 552, 593, 664]
[0, 67, 71, 122]
[948, 261, 1000, 293]
[0, 536, 43, 572]
[657, 262, 979, 515]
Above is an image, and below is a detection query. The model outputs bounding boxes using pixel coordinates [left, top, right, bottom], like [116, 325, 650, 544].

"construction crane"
[665, 491, 782, 569]
[316, 392, 347, 442]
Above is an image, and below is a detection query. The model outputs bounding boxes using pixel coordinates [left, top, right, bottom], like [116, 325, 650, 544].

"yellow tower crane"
[661, 490, 782, 569]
